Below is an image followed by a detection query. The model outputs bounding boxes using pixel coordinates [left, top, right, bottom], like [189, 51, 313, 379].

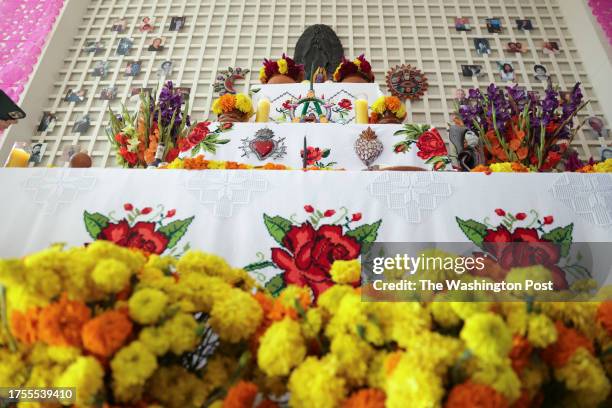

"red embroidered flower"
[304, 205, 314, 213]
[282, 100, 292, 110]
[324, 209, 336, 217]
[141, 207, 153, 215]
[124, 203, 133, 211]
[543, 216, 554, 225]
[99, 220, 169, 255]
[271, 222, 361, 298]
[351, 213, 362, 222]
[416, 128, 448, 160]
[495, 209, 506, 216]
[516, 213, 527, 221]
[166, 209, 176, 218]
[338, 99, 352, 110]
[301, 147, 323, 166]
[394, 144, 407, 153]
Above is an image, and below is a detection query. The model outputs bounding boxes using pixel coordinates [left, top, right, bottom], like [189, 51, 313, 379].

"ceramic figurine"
[449, 125, 484, 171]
[294, 24, 344, 80]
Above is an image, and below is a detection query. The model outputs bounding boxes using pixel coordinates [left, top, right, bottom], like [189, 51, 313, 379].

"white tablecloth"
[0, 169, 610, 287]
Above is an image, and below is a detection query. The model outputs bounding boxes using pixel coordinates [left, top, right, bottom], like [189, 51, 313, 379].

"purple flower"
[564, 150, 584, 172]
[152, 81, 191, 138]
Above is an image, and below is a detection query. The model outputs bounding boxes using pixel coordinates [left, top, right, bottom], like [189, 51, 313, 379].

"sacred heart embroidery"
[240, 128, 287, 161]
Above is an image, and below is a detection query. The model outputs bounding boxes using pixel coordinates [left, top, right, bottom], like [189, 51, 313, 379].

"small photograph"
[92, 61, 110, 78]
[130, 87, 153, 97]
[65, 89, 88, 104]
[461, 64, 483, 77]
[62, 144, 82, 163]
[111, 18, 128, 33]
[158, 60, 173, 78]
[474, 38, 491, 55]
[516, 19, 533, 31]
[148, 37, 165, 52]
[506, 42, 526, 53]
[140, 16, 155, 32]
[28, 142, 47, 165]
[534, 64, 549, 81]
[486, 18, 502, 34]
[498, 61, 515, 82]
[116, 38, 133, 56]
[73, 114, 91, 134]
[169, 16, 186, 31]
[455, 17, 471, 32]
[84, 40, 104, 54]
[124, 60, 142, 77]
[37, 112, 56, 132]
[543, 41, 560, 55]
[100, 86, 118, 101]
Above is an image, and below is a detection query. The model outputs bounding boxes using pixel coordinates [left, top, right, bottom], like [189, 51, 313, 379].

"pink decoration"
[589, 0, 612, 46]
[0, 0, 64, 102]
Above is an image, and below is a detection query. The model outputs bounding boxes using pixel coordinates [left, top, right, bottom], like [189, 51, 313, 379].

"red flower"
[98, 220, 169, 255]
[141, 207, 153, 215]
[301, 147, 323, 166]
[394, 144, 407, 153]
[165, 147, 179, 163]
[495, 209, 506, 216]
[124, 203, 133, 211]
[482, 226, 568, 289]
[178, 138, 192, 152]
[221, 122, 233, 130]
[115, 133, 127, 145]
[282, 100, 292, 110]
[324, 209, 336, 217]
[351, 213, 362, 222]
[416, 129, 448, 160]
[271, 222, 361, 298]
[338, 99, 352, 110]
[543, 216, 554, 225]
[304, 205, 314, 213]
[119, 147, 138, 166]
[166, 209, 176, 218]
[187, 125, 209, 145]
[516, 213, 527, 221]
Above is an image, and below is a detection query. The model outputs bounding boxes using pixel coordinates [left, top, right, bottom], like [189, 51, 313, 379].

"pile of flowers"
[106, 81, 190, 168]
[211, 93, 254, 118]
[332, 54, 375, 82]
[161, 155, 342, 171]
[455, 82, 589, 171]
[472, 158, 612, 174]
[259, 54, 305, 84]
[2, 242, 611, 407]
[370, 96, 407, 123]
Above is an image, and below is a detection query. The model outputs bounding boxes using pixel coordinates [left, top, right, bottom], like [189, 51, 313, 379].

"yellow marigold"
[139, 326, 170, 356]
[325, 292, 385, 345]
[370, 96, 386, 115]
[46, 345, 81, 365]
[489, 162, 514, 172]
[0, 349, 28, 387]
[235, 93, 253, 115]
[25, 365, 64, 389]
[161, 313, 199, 354]
[461, 313, 512, 364]
[399, 331, 463, 376]
[258, 318, 306, 376]
[330, 259, 361, 284]
[527, 314, 558, 348]
[302, 308, 323, 339]
[110, 340, 158, 386]
[259, 66, 267, 81]
[506, 266, 553, 297]
[174, 274, 233, 313]
[201, 355, 237, 400]
[91, 258, 131, 293]
[0, 258, 26, 287]
[113, 382, 144, 404]
[55, 356, 104, 407]
[385, 302, 432, 348]
[22, 246, 64, 300]
[366, 351, 390, 390]
[429, 301, 461, 328]
[472, 360, 521, 403]
[385, 355, 444, 408]
[167, 158, 185, 169]
[128, 288, 168, 324]
[331, 332, 374, 387]
[176, 250, 246, 284]
[277, 58, 288, 74]
[593, 158, 612, 173]
[149, 365, 207, 408]
[450, 302, 492, 320]
[210, 289, 263, 343]
[86, 240, 146, 271]
[500, 302, 528, 336]
[317, 284, 355, 315]
[555, 348, 611, 407]
[6, 283, 48, 314]
[289, 356, 346, 408]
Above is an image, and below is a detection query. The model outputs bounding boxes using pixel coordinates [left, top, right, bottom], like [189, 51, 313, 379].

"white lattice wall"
[24, 0, 610, 167]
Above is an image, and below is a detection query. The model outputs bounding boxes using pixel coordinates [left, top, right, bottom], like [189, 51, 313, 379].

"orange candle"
[5, 148, 30, 167]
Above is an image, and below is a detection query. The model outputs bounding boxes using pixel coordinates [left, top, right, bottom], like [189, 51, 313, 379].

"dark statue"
[294, 24, 344, 80]
[448, 125, 485, 171]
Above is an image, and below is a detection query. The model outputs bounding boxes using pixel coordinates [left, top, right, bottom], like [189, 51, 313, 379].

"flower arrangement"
[370, 96, 407, 124]
[161, 155, 340, 171]
[455, 82, 589, 171]
[1, 242, 611, 407]
[106, 81, 190, 168]
[211, 93, 254, 122]
[332, 54, 375, 82]
[259, 53, 305, 84]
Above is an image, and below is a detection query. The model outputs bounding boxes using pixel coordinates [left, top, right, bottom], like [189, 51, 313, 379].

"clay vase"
[70, 152, 92, 168]
[342, 73, 369, 83]
[218, 109, 250, 123]
[377, 111, 403, 124]
[267, 72, 304, 84]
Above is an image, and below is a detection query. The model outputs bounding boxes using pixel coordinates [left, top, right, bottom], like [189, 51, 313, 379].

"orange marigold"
[541, 321, 594, 368]
[255, 400, 279, 408]
[384, 96, 401, 112]
[10, 307, 40, 345]
[343, 388, 386, 408]
[509, 335, 533, 375]
[38, 294, 90, 347]
[444, 381, 508, 408]
[223, 381, 258, 408]
[384, 351, 403, 376]
[471, 165, 492, 173]
[219, 94, 237, 113]
[82, 309, 133, 357]
[596, 301, 612, 337]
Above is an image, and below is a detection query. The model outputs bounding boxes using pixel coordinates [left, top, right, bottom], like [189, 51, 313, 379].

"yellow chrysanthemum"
[527, 314, 558, 348]
[461, 313, 512, 364]
[161, 313, 199, 355]
[429, 301, 461, 328]
[593, 158, 612, 173]
[149, 365, 207, 408]
[331, 332, 374, 386]
[111, 341, 158, 386]
[201, 355, 237, 400]
[289, 356, 346, 408]
[139, 326, 170, 356]
[277, 58, 288, 74]
[325, 292, 385, 345]
[489, 162, 514, 172]
[47, 346, 81, 365]
[258, 317, 306, 376]
[92, 259, 131, 293]
[177, 250, 247, 284]
[317, 284, 355, 316]
[171, 274, 233, 313]
[472, 360, 522, 403]
[86, 240, 146, 271]
[555, 348, 611, 407]
[167, 158, 185, 169]
[302, 308, 323, 339]
[55, 356, 104, 407]
[400, 331, 464, 376]
[235, 93, 254, 114]
[385, 354, 444, 408]
[506, 266, 553, 297]
[112, 382, 144, 404]
[209, 288, 262, 343]
[501, 302, 528, 336]
[450, 302, 492, 320]
[0, 349, 28, 387]
[330, 259, 361, 284]
[259, 66, 267, 82]
[371, 96, 387, 114]
[128, 288, 169, 324]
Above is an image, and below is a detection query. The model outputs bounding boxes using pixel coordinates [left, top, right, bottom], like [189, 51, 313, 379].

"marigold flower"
[128, 288, 168, 325]
[330, 259, 361, 284]
[38, 294, 91, 347]
[343, 388, 386, 408]
[596, 301, 612, 337]
[10, 307, 40, 345]
[110, 340, 158, 386]
[55, 356, 104, 407]
[509, 335, 532, 375]
[219, 94, 237, 113]
[460, 313, 512, 364]
[82, 309, 133, 357]
[258, 318, 306, 376]
[385, 96, 401, 112]
[223, 381, 258, 408]
[444, 381, 508, 408]
[541, 321, 594, 368]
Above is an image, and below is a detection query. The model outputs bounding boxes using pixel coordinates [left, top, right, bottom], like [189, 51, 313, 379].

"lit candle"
[5, 148, 31, 168]
[355, 98, 369, 124]
[256, 98, 271, 123]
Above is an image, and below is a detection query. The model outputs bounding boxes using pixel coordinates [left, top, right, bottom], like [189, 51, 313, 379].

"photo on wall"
[100, 86, 118, 101]
[543, 41, 560, 55]
[73, 114, 91, 134]
[116, 38, 133, 56]
[497, 61, 515, 82]
[534, 64, 549, 81]
[516, 19, 534, 30]
[130, 87, 153, 97]
[28, 142, 47, 165]
[169, 16, 186, 31]
[158, 60, 173, 78]
[506, 42, 526, 53]
[474, 38, 491, 55]
[461, 64, 483, 77]
[92, 61, 110, 78]
[148, 37, 165, 52]
[124, 60, 142, 77]
[37, 112, 56, 132]
[486, 18, 502, 33]
[140, 17, 155, 32]
[65, 89, 87, 104]
[111, 18, 127, 33]
[455, 17, 471, 32]
[84, 41, 104, 54]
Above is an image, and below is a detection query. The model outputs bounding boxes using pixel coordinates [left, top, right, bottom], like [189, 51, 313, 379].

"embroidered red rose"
[323, 209, 336, 217]
[351, 213, 362, 222]
[301, 147, 323, 166]
[516, 213, 527, 220]
[124, 203, 133, 211]
[416, 128, 448, 160]
[271, 222, 361, 298]
[495, 208, 506, 216]
[338, 99, 352, 110]
[394, 144, 406, 153]
[141, 207, 153, 215]
[304, 205, 314, 213]
[99, 220, 169, 255]
[282, 100, 292, 110]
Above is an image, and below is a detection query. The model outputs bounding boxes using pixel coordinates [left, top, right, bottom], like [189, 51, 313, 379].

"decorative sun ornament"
[385, 64, 429, 101]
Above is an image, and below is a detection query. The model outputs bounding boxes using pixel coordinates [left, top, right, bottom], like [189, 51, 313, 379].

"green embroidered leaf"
[322, 149, 331, 158]
[263, 214, 293, 246]
[83, 211, 109, 239]
[265, 274, 286, 297]
[563, 264, 591, 281]
[244, 260, 276, 272]
[541, 224, 573, 258]
[346, 220, 382, 244]
[158, 216, 194, 250]
[456, 217, 488, 249]
[191, 143, 201, 156]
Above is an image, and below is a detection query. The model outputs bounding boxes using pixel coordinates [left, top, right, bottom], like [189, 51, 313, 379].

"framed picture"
[534, 64, 549, 82]
[100, 86, 118, 101]
[125, 60, 142, 77]
[158, 60, 173, 78]
[506, 42, 526, 53]
[169, 16, 186, 31]
[486, 18, 502, 34]
[148, 37, 165, 52]
[84, 41, 104, 54]
[140, 16, 155, 32]
[111, 18, 127, 33]
[65, 89, 87, 104]
[498, 61, 515, 82]
[461, 64, 483, 77]
[28, 142, 47, 165]
[130, 87, 153, 97]
[92, 61, 110, 78]
[455, 17, 471, 32]
[73, 114, 91, 134]
[474, 38, 491, 55]
[116, 38, 133, 56]
[543, 41, 560, 55]
[37, 112, 56, 132]
[516, 19, 533, 30]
